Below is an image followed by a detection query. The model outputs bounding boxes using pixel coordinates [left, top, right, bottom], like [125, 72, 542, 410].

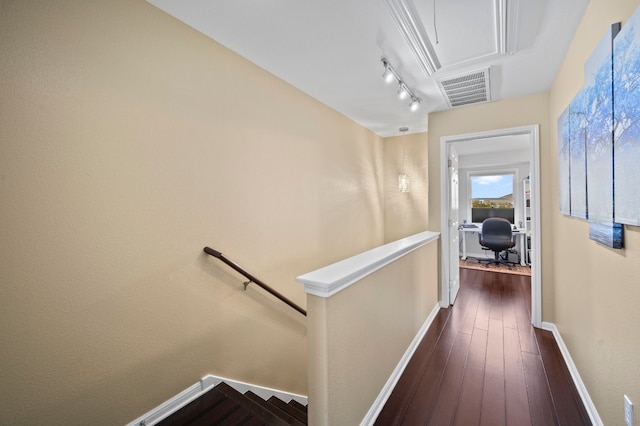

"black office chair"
[478, 218, 516, 265]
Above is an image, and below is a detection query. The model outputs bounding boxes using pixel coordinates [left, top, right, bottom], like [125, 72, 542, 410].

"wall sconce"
[399, 146, 410, 192]
[398, 173, 410, 192]
[381, 57, 422, 111]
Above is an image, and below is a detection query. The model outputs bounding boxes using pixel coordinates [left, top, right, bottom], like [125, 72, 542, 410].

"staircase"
[157, 382, 308, 425]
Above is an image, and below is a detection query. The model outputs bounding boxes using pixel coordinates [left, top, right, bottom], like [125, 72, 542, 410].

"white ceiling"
[146, 0, 589, 137]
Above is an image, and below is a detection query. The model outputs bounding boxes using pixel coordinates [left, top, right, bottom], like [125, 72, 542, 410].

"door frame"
[448, 146, 460, 304]
[439, 125, 542, 327]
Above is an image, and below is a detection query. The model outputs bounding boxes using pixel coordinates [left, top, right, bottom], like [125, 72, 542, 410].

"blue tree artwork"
[557, 18, 627, 249]
[558, 107, 571, 216]
[569, 89, 588, 220]
[585, 23, 623, 248]
[614, 7, 640, 226]
[585, 24, 619, 223]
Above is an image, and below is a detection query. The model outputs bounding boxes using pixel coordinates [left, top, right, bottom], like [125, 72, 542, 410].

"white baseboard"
[541, 322, 603, 426]
[126, 374, 308, 426]
[360, 303, 441, 425]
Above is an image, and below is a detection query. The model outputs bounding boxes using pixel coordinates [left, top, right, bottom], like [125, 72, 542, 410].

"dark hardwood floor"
[375, 268, 591, 426]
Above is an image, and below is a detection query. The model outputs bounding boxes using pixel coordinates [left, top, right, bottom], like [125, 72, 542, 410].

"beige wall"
[383, 132, 429, 242]
[0, 1, 385, 424]
[549, 0, 640, 424]
[307, 241, 439, 425]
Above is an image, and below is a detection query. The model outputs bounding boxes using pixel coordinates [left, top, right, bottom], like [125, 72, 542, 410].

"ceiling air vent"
[437, 67, 491, 108]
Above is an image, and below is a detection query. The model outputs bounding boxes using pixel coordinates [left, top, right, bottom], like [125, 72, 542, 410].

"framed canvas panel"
[614, 6, 640, 225]
[558, 106, 571, 216]
[569, 89, 588, 219]
[585, 23, 623, 247]
[589, 221, 623, 249]
[585, 23, 619, 223]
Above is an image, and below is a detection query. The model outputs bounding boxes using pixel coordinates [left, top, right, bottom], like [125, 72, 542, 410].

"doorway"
[439, 125, 541, 327]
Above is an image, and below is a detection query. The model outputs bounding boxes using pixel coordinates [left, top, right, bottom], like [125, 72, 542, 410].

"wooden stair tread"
[288, 399, 307, 414]
[266, 396, 308, 423]
[156, 381, 306, 425]
[158, 385, 228, 424]
[215, 383, 290, 426]
[244, 391, 306, 426]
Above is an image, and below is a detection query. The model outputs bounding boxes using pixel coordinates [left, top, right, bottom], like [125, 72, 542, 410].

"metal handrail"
[203, 247, 307, 316]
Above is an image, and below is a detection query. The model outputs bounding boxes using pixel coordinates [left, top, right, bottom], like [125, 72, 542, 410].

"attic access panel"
[414, 0, 505, 67]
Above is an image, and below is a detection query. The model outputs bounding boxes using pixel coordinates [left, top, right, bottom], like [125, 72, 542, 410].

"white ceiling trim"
[498, 0, 520, 55]
[386, 0, 520, 76]
[384, 0, 441, 76]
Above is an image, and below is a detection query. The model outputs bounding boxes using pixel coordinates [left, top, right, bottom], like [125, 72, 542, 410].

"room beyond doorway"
[439, 125, 541, 327]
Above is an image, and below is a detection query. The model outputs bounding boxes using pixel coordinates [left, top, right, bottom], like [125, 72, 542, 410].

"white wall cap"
[296, 231, 440, 298]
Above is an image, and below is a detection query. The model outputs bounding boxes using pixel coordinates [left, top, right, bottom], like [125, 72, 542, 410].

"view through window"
[471, 173, 515, 224]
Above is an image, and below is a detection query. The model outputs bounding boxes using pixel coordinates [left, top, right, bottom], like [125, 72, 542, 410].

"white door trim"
[439, 125, 542, 327]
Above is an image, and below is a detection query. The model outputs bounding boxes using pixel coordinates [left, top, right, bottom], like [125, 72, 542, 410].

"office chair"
[478, 218, 516, 265]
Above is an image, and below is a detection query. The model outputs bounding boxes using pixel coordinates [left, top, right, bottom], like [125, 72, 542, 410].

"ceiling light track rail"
[381, 57, 422, 111]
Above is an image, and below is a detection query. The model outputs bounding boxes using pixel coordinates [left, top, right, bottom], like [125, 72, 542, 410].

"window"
[470, 173, 515, 223]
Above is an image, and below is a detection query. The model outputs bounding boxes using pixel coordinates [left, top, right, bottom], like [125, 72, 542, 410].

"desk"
[459, 225, 528, 266]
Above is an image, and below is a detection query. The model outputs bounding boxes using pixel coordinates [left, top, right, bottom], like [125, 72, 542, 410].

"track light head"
[383, 68, 395, 83]
[381, 57, 397, 83]
[409, 97, 421, 111]
[398, 84, 409, 99]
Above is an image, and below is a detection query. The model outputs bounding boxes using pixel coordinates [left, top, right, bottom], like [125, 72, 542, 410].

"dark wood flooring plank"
[473, 274, 493, 331]
[374, 307, 451, 425]
[501, 280, 518, 330]
[459, 277, 482, 335]
[513, 277, 539, 355]
[519, 274, 533, 316]
[480, 318, 506, 426]
[401, 323, 458, 424]
[448, 278, 476, 332]
[488, 274, 504, 321]
[453, 327, 488, 426]
[535, 328, 592, 425]
[504, 326, 532, 426]
[522, 351, 559, 426]
[426, 331, 472, 426]
[377, 268, 589, 426]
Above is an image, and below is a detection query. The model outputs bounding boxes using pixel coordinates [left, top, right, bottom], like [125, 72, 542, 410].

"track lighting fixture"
[409, 96, 420, 111]
[383, 66, 395, 83]
[381, 57, 422, 111]
[397, 84, 409, 100]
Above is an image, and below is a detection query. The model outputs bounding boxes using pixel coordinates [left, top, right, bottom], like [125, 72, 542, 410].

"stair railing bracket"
[243, 280, 252, 291]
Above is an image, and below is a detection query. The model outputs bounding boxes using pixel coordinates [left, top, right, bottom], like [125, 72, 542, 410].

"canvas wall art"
[586, 24, 621, 248]
[568, 89, 588, 219]
[585, 23, 619, 223]
[613, 6, 640, 226]
[558, 107, 571, 216]
[557, 19, 627, 249]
